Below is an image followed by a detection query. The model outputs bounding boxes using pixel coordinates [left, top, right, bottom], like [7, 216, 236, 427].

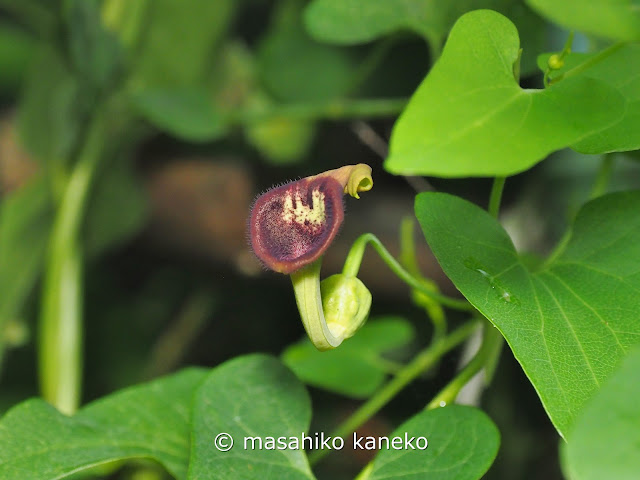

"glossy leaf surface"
[415, 191, 640, 436]
[386, 10, 624, 177]
[369, 405, 500, 480]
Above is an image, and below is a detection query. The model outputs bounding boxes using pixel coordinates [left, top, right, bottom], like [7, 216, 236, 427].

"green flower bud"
[320, 274, 372, 340]
[547, 53, 564, 70]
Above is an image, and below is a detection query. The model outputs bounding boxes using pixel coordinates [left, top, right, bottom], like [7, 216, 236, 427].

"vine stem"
[549, 41, 627, 86]
[345, 36, 399, 96]
[589, 154, 615, 200]
[399, 217, 446, 339]
[38, 109, 107, 414]
[488, 177, 506, 218]
[426, 322, 503, 410]
[341, 233, 473, 312]
[308, 319, 480, 466]
[428, 176, 508, 413]
[481, 176, 507, 383]
[234, 98, 407, 124]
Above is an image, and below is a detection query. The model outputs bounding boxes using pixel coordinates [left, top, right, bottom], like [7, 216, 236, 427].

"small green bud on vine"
[547, 54, 564, 70]
[321, 274, 372, 339]
[249, 164, 373, 274]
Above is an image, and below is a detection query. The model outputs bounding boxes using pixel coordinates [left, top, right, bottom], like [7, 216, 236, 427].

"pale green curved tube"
[290, 260, 343, 351]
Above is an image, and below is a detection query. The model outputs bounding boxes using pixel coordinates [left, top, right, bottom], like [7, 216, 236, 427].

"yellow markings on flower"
[281, 188, 326, 228]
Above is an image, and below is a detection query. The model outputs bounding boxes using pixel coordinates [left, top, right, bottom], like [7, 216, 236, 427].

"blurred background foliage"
[0, 0, 638, 479]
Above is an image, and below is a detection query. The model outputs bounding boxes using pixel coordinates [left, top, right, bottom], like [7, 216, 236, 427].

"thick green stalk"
[39, 111, 107, 414]
[488, 177, 506, 218]
[290, 259, 343, 351]
[309, 320, 479, 465]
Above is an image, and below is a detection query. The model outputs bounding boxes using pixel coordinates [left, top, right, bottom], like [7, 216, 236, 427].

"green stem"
[308, 320, 480, 466]
[544, 31, 574, 87]
[549, 41, 627, 86]
[354, 462, 374, 480]
[426, 322, 503, 409]
[488, 177, 506, 218]
[481, 176, 507, 382]
[399, 217, 447, 338]
[346, 37, 398, 96]
[290, 259, 343, 351]
[145, 288, 216, 378]
[541, 229, 571, 271]
[589, 154, 615, 200]
[38, 110, 107, 414]
[342, 233, 473, 311]
[236, 98, 407, 125]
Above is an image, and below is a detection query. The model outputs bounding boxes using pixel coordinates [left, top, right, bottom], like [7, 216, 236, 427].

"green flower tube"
[249, 164, 373, 350]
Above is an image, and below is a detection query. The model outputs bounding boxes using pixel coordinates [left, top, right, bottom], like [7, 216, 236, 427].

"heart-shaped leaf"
[385, 10, 625, 177]
[415, 191, 640, 437]
[188, 354, 315, 480]
[0, 368, 207, 480]
[282, 316, 414, 398]
[561, 345, 640, 480]
[526, 0, 640, 42]
[368, 405, 500, 480]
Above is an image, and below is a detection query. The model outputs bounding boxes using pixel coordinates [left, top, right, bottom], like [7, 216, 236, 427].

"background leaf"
[368, 405, 500, 480]
[188, 354, 315, 480]
[0, 368, 207, 480]
[132, 89, 227, 142]
[259, 0, 356, 103]
[414, 191, 640, 437]
[17, 47, 82, 164]
[385, 9, 625, 178]
[0, 22, 35, 92]
[282, 316, 414, 398]
[526, 0, 640, 42]
[245, 114, 316, 165]
[67, 0, 123, 93]
[126, 0, 236, 89]
[561, 344, 640, 480]
[304, 0, 544, 73]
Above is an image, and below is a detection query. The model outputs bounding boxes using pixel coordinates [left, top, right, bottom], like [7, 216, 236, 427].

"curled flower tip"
[313, 163, 373, 199]
[249, 164, 373, 274]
